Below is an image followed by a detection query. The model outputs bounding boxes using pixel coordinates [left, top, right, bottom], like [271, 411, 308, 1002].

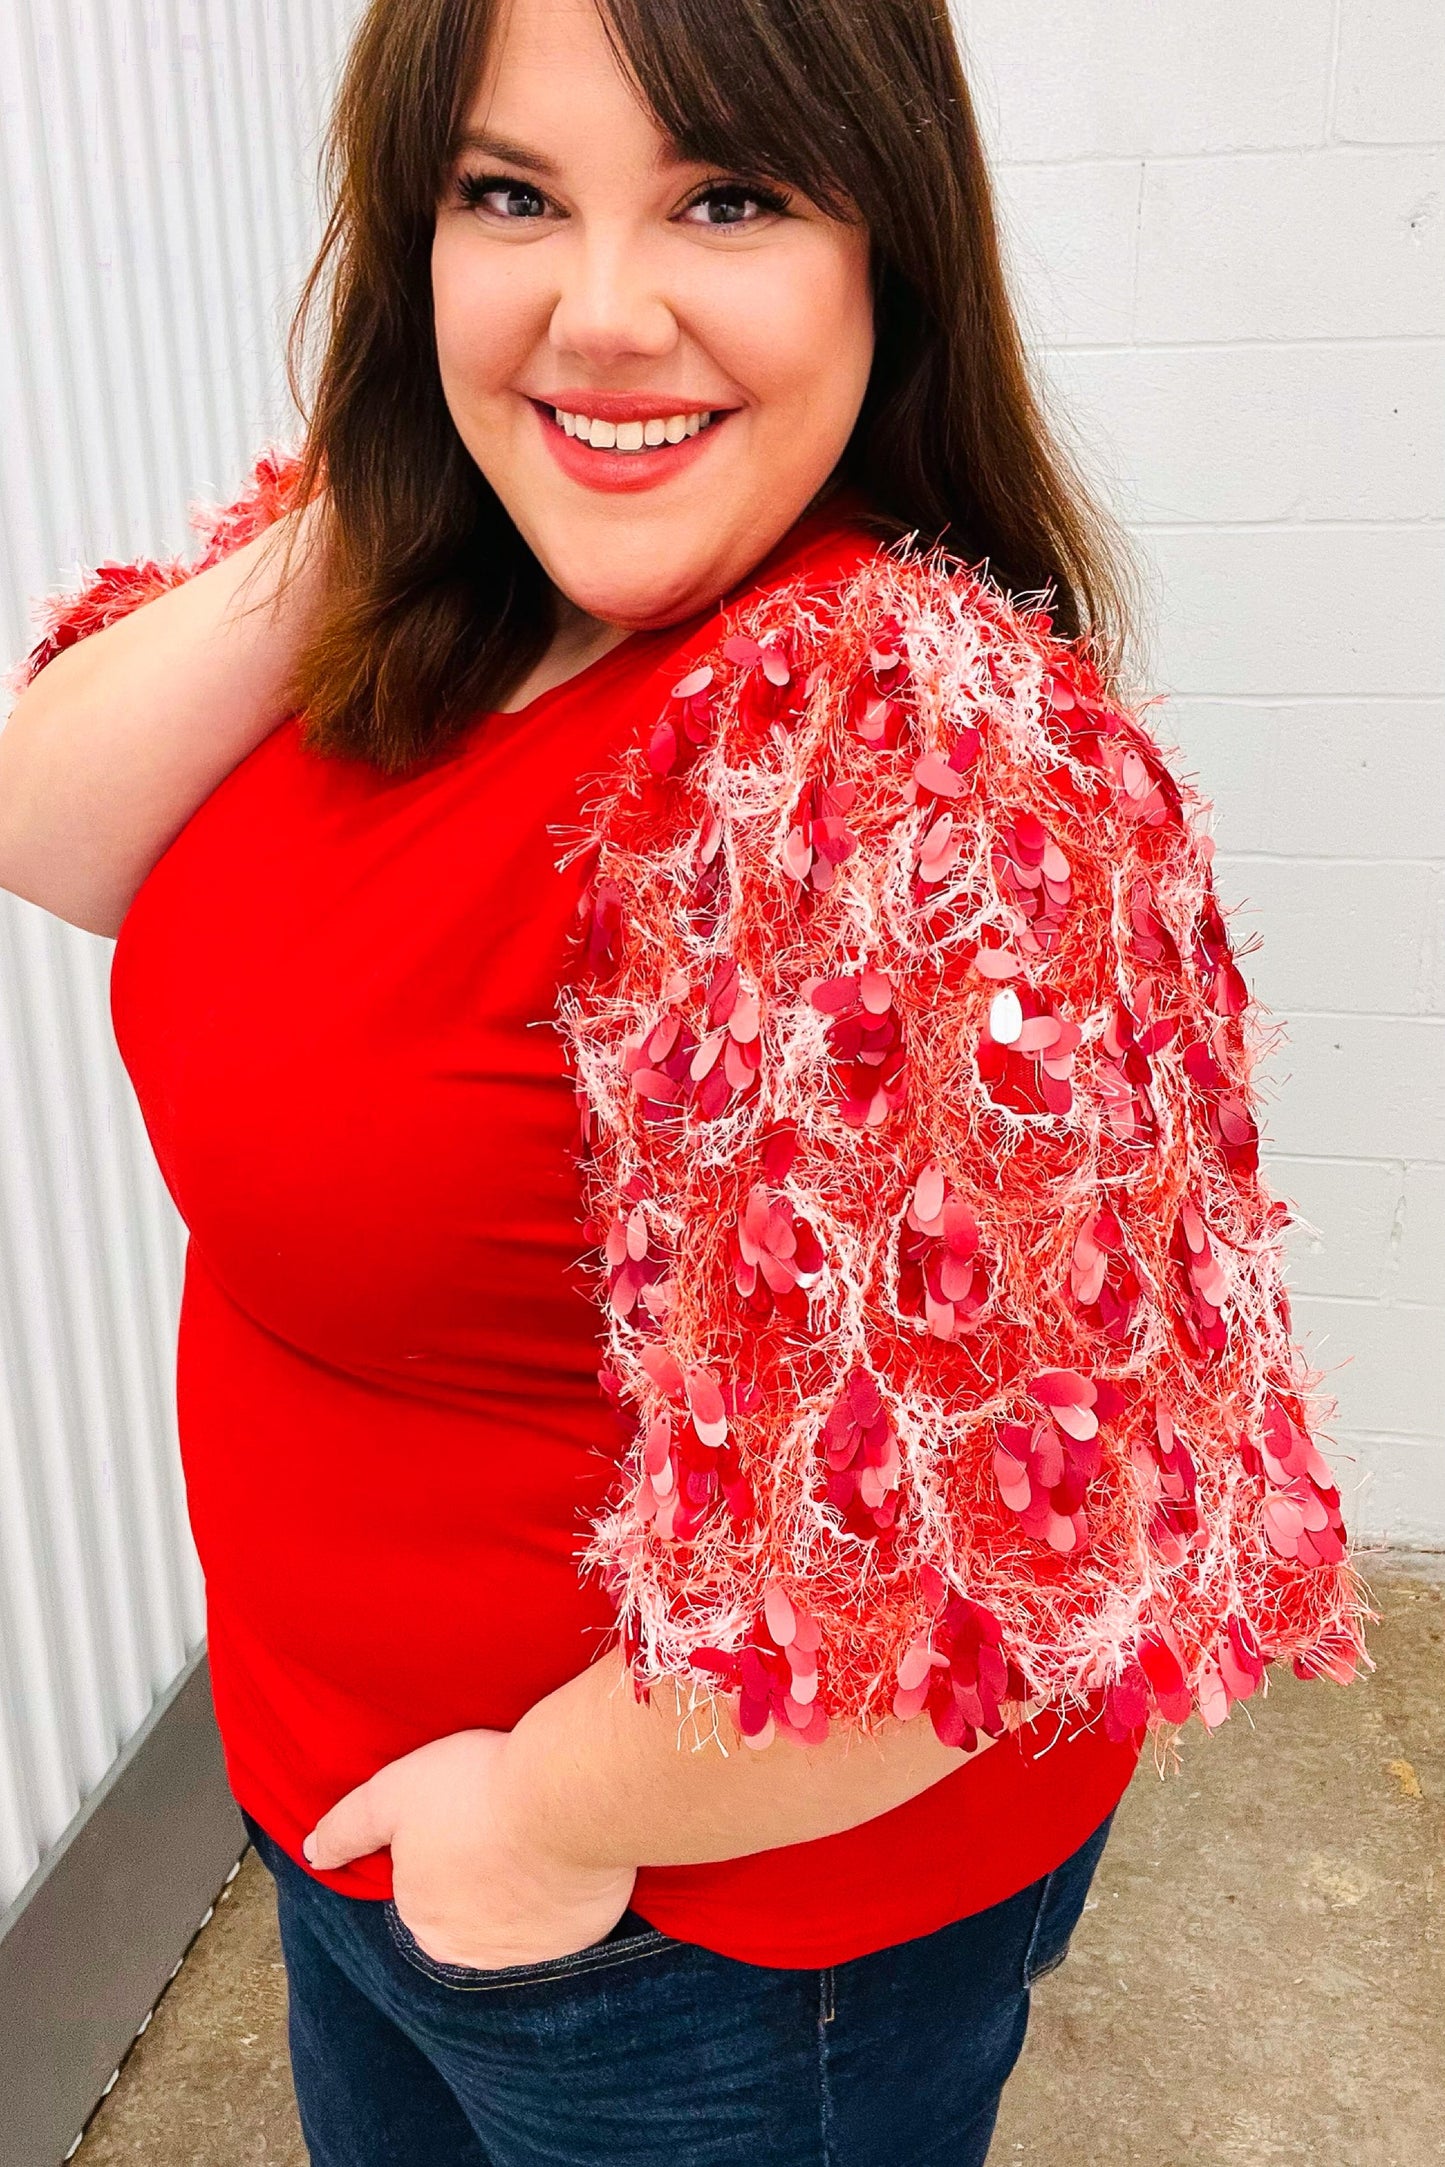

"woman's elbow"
[0, 699, 128, 937]
[0, 839, 129, 938]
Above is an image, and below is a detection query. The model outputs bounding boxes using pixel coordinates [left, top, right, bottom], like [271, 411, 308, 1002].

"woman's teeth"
[554, 409, 713, 451]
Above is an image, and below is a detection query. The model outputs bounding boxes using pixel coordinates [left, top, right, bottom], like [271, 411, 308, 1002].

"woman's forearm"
[0, 507, 321, 937]
[500, 1647, 1016, 1873]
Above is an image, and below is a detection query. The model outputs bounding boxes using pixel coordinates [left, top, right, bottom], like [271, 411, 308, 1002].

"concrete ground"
[75, 1561, 1442, 2166]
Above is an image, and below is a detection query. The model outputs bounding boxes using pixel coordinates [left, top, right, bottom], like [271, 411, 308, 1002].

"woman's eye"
[682, 183, 789, 229]
[457, 174, 549, 221]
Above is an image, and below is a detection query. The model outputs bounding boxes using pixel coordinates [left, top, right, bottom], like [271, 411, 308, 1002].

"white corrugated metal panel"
[0, 0, 360, 1909]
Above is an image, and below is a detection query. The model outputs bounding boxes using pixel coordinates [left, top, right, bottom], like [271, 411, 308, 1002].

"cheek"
[709, 235, 874, 422]
[430, 231, 539, 411]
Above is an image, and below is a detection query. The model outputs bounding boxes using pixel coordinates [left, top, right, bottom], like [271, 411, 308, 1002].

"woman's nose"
[547, 229, 678, 366]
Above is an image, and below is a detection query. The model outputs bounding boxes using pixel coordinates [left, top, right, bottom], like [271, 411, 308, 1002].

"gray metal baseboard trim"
[0, 1650, 244, 2167]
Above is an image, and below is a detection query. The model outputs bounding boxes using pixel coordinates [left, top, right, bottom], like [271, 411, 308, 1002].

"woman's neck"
[496, 479, 862, 716]
[496, 593, 632, 715]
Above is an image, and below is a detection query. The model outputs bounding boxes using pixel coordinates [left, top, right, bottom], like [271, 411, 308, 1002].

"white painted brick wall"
[961, 0, 1445, 1544]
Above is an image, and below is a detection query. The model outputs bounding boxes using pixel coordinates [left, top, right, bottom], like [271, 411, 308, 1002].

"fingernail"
[302, 1834, 317, 1864]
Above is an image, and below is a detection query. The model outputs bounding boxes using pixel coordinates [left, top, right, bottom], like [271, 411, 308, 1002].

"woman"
[0, 0, 1362, 2160]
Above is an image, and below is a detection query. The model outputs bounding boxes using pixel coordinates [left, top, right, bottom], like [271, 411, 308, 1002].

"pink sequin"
[820, 1367, 902, 1541]
[900, 1167, 988, 1338]
[807, 969, 907, 1128]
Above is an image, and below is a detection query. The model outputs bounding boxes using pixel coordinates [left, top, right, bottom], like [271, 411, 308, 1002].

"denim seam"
[817, 1967, 836, 2164]
[1020, 1868, 1058, 1989]
[383, 1900, 671, 1994]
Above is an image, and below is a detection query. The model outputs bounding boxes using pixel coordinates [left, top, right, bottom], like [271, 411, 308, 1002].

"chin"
[543, 547, 729, 632]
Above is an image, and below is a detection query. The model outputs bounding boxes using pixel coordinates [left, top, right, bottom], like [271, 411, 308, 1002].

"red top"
[110, 499, 1139, 1968]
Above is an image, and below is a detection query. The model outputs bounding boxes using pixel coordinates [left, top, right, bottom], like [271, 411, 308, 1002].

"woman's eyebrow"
[451, 125, 695, 179]
[452, 128, 558, 177]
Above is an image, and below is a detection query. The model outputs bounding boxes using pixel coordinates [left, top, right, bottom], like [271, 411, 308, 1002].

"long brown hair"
[288, 0, 1135, 774]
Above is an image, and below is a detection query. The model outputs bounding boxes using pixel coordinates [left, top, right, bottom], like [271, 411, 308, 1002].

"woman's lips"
[530, 399, 734, 495]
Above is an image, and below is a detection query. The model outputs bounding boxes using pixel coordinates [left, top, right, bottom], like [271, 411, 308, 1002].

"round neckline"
[469, 485, 882, 742]
[488, 621, 652, 729]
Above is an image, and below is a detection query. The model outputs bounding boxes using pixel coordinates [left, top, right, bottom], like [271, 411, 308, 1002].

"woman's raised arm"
[0, 498, 320, 939]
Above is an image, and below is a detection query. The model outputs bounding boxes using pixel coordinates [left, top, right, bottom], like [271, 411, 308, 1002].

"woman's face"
[431, 0, 875, 629]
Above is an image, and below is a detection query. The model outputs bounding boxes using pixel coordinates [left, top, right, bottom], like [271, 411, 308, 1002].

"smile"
[531, 397, 733, 495]
[554, 407, 715, 451]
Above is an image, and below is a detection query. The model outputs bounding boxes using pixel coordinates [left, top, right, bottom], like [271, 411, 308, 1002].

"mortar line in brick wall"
[1273, 1167, 1445, 1185]
[1168, 694, 1442, 708]
[1325, 0, 1344, 145]
[1252, 1010, 1445, 1024]
[999, 141, 1445, 172]
[1331, 1431, 1445, 1446]
[1127, 158, 1145, 345]
[1298, 1294, 1445, 1314]
[1270, 1152, 1442, 1165]
[1128, 518, 1445, 535]
[1045, 335, 1445, 356]
[1333, 132, 1445, 151]
[1215, 853, 1445, 868]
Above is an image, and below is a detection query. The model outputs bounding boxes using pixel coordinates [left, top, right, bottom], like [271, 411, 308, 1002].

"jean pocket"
[383, 1900, 673, 1994]
[240, 1810, 286, 1880]
[1021, 1811, 1115, 1988]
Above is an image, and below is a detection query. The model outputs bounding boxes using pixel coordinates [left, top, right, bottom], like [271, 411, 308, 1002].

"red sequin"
[977, 983, 1081, 1118]
[900, 1166, 988, 1338]
[808, 968, 907, 1128]
[819, 1367, 901, 1539]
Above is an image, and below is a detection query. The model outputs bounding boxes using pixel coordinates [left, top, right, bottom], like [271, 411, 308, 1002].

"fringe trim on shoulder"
[13, 448, 302, 692]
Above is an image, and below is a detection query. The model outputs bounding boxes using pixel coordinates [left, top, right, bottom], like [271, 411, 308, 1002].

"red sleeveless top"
[110, 502, 1138, 1967]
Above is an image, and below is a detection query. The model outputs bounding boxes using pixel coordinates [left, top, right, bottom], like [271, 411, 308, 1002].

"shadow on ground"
[76, 1564, 1443, 2165]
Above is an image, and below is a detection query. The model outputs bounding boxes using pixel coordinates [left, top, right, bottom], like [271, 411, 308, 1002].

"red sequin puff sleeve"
[557, 550, 1370, 1756]
[13, 448, 303, 690]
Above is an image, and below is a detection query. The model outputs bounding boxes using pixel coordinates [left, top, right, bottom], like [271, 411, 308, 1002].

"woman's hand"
[302, 1647, 1023, 1972]
[302, 1728, 638, 1970]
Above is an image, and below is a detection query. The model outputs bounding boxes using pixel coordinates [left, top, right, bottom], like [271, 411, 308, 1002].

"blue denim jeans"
[244, 1805, 1112, 2166]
